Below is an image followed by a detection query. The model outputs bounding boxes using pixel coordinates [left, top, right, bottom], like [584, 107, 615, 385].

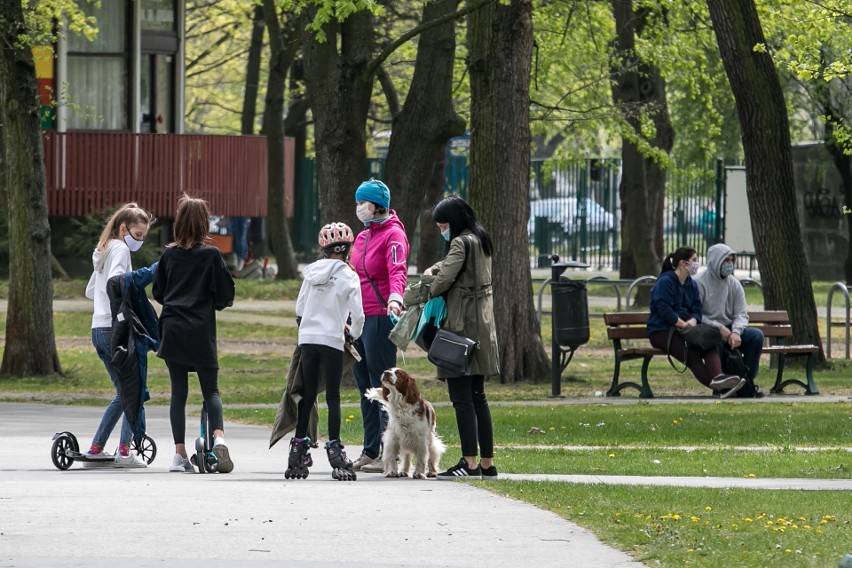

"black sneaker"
[480, 465, 498, 480]
[437, 458, 481, 480]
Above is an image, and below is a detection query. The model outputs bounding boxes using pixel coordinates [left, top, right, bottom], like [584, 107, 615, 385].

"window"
[65, 2, 128, 130]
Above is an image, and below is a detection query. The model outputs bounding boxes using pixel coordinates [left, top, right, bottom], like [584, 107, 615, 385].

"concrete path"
[0, 403, 640, 568]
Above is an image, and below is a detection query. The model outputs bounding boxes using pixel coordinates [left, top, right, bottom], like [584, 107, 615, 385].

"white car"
[528, 197, 614, 238]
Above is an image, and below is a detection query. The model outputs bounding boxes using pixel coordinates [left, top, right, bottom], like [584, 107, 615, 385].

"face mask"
[688, 261, 699, 276]
[124, 234, 144, 252]
[356, 203, 374, 224]
[441, 229, 451, 242]
[720, 262, 734, 278]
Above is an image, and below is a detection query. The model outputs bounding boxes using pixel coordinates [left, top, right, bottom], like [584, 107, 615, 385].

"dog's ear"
[381, 384, 390, 401]
[401, 370, 421, 405]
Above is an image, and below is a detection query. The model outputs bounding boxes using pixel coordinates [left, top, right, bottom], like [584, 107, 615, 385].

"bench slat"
[603, 312, 648, 325]
[607, 327, 651, 340]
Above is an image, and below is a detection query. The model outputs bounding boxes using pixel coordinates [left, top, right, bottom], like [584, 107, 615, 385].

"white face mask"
[688, 261, 700, 276]
[356, 203, 374, 224]
[124, 234, 144, 252]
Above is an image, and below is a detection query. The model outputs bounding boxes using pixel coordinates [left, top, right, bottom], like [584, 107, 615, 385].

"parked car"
[528, 197, 615, 238]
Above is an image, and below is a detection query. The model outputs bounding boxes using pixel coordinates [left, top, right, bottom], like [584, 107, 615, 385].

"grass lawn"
[2, 277, 852, 566]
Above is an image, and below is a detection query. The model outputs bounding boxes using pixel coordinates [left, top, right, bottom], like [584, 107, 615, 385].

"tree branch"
[376, 65, 401, 119]
[365, 0, 494, 80]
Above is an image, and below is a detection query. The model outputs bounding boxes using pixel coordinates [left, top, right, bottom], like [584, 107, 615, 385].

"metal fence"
[293, 155, 725, 268]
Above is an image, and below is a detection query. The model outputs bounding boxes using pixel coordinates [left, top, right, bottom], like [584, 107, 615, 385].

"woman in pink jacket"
[349, 179, 410, 472]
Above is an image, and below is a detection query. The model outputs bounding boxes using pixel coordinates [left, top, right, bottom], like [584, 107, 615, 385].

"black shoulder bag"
[666, 323, 721, 373]
[427, 236, 480, 375]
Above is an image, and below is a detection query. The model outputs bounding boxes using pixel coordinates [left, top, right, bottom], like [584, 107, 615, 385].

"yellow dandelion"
[672, 419, 678, 425]
[785, 549, 792, 554]
[744, 473, 756, 478]
[803, 525, 811, 529]
[690, 516, 700, 522]
[743, 518, 753, 523]
[608, 453, 615, 458]
[548, 426, 555, 431]
[672, 514, 681, 520]
[348, 415, 355, 420]
[687, 548, 694, 553]
[704, 506, 712, 511]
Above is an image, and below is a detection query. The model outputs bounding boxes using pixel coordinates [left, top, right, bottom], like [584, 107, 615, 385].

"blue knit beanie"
[355, 178, 391, 209]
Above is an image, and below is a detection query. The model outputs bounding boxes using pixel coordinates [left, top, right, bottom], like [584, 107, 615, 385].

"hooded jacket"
[350, 212, 409, 316]
[646, 270, 703, 335]
[86, 239, 131, 328]
[295, 258, 365, 351]
[694, 243, 749, 335]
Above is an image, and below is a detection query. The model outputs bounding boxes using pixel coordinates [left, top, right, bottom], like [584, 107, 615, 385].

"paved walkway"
[3, 395, 851, 567]
[0, 403, 640, 568]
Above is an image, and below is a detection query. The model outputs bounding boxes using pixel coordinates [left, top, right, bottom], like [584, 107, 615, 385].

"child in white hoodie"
[288, 223, 365, 481]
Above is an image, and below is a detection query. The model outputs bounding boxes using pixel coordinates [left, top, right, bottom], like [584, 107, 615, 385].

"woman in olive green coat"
[423, 195, 500, 480]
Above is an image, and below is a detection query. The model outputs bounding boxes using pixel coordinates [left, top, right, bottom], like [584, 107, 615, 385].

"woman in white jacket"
[288, 223, 365, 481]
[84, 203, 153, 467]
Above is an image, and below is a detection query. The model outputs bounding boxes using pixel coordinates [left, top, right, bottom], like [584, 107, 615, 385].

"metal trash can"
[551, 278, 590, 349]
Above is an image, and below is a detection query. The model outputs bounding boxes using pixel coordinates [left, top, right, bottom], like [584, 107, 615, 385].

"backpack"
[720, 345, 761, 398]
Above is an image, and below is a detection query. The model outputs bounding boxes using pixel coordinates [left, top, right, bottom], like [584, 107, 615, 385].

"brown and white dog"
[365, 368, 445, 479]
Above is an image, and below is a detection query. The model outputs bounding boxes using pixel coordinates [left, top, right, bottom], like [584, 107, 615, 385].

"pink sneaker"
[117, 444, 130, 458]
[85, 444, 107, 457]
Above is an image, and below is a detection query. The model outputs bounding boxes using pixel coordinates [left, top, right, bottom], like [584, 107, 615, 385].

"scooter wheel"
[195, 451, 207, 474]
[132, 435, 157, 465]
[51, 434, 76, 471]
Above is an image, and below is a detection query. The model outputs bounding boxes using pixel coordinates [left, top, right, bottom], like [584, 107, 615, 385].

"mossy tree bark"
[610, 0, 673, 282]
[707, 0, 824, 361]
[261, 0, 299, 278]
[0, 0, 62, 376]
[383, 0, 467, 250]
[468, 0, 549, 382]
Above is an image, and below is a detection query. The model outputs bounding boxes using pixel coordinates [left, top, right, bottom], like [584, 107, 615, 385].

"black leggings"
[166, 360, 223, 445]
[296, 344, 344, 440]
[446, 374, 494, 459]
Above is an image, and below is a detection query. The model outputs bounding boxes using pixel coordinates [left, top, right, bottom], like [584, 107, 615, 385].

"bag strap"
[361, 231, 388, 309]
[665, 326, 688, 374]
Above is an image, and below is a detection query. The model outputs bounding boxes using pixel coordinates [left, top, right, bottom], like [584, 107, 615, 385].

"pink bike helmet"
[318, 222, 355, 248]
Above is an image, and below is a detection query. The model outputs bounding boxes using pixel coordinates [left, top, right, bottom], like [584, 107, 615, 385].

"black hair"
[431, 195, 493, 257]
[661, 246, 696, 273]
[322, 243, 351, 258]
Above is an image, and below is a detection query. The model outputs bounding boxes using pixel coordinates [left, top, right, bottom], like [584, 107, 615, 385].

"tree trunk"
[611, 0, 673, 281]
[262, 0, 299, 279]
[302, 11, 374, 230]
[706, 0, 824, 361]
[418, 156, 448, 272]
[241, 4, 265, 136]
[814, 72, 852, 282]
[468, 0, 548, 382]
[384, 0, 467, 248]
[0, 1, 62, 376]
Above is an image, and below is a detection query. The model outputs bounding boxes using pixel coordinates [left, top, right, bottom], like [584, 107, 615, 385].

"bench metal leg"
[639, 355, 655, 399]
[769, 353, 820, 395]
[606, 352, 648, 398]
[606, 352, 623, 397]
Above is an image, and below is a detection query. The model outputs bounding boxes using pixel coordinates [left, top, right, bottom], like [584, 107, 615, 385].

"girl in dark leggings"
[423, 196, 501, 480]
[153, 195, 235, 473]
[288, 222, 364, 480]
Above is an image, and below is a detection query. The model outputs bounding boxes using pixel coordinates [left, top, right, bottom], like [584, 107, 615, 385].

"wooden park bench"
[602, 310, 820, 399]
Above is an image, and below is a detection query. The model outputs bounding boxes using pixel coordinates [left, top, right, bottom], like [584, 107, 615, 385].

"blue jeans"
[717, 326, 764, 380]
[230, 217, 251, 261]
[737, 326, 764, 380]
[353, 315, 395, 459]
[91, 327, 135, 448]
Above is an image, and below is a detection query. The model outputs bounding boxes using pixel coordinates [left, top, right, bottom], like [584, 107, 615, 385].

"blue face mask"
[720, 262, 734, 278]
[441, 229, 451, 242]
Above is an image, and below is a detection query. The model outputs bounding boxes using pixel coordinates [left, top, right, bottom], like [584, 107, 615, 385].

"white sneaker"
[169, 454, 194, 473]
[352, 451, 377, 471]
[360, 458, 386, 473]
[212, 439, 234, 474]
[114, 452, 147, 468]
